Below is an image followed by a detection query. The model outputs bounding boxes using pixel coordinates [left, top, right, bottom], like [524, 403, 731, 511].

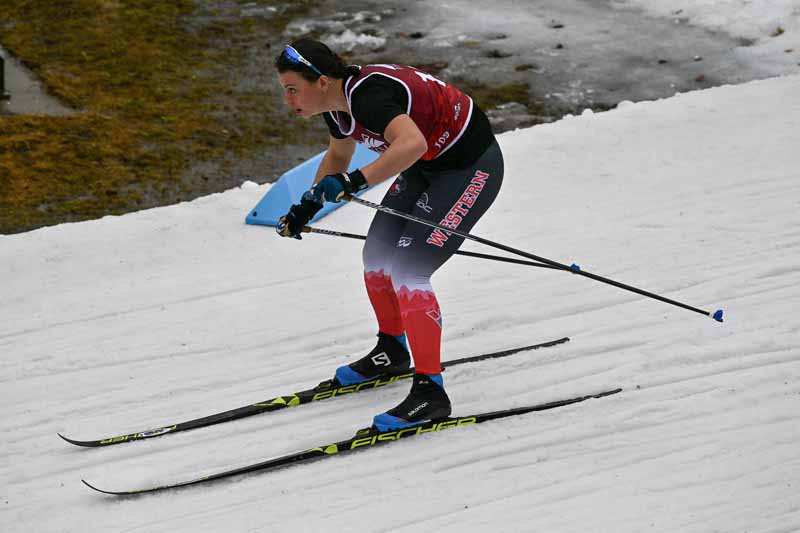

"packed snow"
[2, 3, 800, 532]
[2, 70, 798, 532]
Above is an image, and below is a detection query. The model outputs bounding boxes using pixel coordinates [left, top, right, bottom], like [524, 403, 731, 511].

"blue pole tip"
[570, 263, 582, 272]
[712, 309, 724, 322]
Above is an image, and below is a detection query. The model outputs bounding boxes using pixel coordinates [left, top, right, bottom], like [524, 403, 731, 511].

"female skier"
[275, 39, 504, 431]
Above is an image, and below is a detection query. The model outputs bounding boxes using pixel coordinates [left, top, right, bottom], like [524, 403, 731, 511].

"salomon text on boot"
[372, 373, 451, 431]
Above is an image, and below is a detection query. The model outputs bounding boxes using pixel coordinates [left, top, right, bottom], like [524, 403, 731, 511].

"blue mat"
[245, 144, 380, 227]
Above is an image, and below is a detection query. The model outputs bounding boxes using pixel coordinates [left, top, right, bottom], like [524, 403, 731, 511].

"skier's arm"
[313, 135, 357, 185]
[359, 115, 427, 186]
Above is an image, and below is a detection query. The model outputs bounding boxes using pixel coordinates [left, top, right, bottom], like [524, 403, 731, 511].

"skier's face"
[279, 71, 325, 119]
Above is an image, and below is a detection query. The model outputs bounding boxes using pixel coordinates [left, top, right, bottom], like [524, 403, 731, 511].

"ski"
[83, 387, 621, 495]
[60, 336, 570, 448]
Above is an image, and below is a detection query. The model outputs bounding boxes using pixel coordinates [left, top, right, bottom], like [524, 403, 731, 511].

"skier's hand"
[276, 195, 323, 239]
[309, 169, 368, 204]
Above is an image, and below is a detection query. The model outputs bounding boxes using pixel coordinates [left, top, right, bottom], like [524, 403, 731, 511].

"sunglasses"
[282, 45, 323, 77]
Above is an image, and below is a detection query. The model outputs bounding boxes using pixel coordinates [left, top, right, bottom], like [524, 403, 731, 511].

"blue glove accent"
[301, 189, 318, 204]
[310, 169, 368, 204]
[310, 175, 345, 204]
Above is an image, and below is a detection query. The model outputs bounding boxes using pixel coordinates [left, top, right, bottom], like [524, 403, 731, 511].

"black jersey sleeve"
[349, 75, 410, 135]
[322, 112, 349, 139]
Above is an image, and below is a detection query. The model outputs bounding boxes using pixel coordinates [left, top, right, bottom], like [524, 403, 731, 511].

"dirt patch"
[0, 0, 330, 234]
[0, 0, 580, 235]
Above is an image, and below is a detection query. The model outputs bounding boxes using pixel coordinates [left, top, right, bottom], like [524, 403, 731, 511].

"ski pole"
[343, 194, 724, 323]
[301, 226, 560, 270]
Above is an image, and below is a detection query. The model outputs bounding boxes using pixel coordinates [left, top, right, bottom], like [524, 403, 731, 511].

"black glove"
[276, 195, 323, 239]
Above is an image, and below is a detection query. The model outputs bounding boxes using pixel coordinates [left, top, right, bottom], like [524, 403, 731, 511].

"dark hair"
[275, 38, 360, 81]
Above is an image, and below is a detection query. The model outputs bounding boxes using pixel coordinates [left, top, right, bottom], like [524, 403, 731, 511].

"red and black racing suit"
[324, 64, 504, 374]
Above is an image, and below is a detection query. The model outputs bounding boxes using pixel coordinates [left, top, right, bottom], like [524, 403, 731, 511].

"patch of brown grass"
[0, 0, 311, 234]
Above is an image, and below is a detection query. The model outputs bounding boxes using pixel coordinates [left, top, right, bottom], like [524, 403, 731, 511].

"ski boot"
[334, 332, 411, 386]
[372, 373, 452, 431]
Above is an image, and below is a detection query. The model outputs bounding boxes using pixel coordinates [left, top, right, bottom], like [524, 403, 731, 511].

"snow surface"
[2, 71, 799, 532]
[3, 3, 800, 530]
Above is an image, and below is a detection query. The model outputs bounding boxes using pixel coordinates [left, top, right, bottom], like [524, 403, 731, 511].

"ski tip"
[83, 479, 146, 496]
[82, 479, 112, 494]
[712, 309, 724, 323]
[58, 433, 96, 447]
[58, 433, 79, 445]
